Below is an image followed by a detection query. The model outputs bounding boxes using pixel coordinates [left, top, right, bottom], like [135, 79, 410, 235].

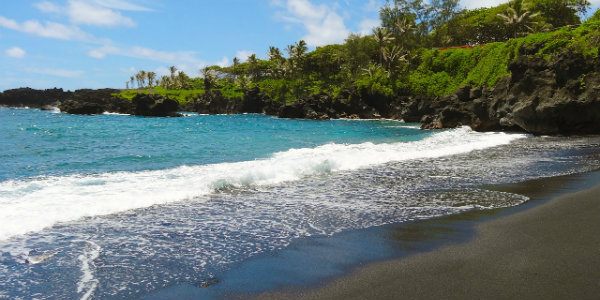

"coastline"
[249, 170, 600, 300]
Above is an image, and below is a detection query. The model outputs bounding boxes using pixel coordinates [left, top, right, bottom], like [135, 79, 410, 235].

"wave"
[0, 127, 527, 241]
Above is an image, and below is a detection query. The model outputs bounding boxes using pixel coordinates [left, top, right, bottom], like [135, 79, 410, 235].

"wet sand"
[254, 171, 600, 300]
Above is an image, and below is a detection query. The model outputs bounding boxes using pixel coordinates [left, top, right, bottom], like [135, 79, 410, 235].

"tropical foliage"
[117, 0, 596, 103]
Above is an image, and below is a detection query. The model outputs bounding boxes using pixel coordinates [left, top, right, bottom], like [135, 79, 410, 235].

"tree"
[247, 53, 260, 80]
[380, 0, 461, 47]
[201, 67, 216, 91]
[498, 0, 540, 38]
[372, 27, 395, 65]
[177, 71, 189, 89]
[159, 75, 171, 89]
[139, 70, 147, 88]
[129, 76, 135, 89]
[267, 46, 284, 61]
[169, 66, 177, 83]
[294, 40, 308, 59]
[382, 44, 407, 73]
[527, 0, 590, 27]
[134, 72, 142, 89]
[147, 71, 156, 88]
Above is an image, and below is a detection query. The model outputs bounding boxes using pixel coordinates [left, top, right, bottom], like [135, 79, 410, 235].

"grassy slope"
[409, 15, 600, 96]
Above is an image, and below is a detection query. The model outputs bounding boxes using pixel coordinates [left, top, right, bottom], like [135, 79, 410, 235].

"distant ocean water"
[1, 106, 599, 300]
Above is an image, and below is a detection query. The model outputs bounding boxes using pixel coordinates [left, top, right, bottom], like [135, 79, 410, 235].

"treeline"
[121, 0, 594, 103]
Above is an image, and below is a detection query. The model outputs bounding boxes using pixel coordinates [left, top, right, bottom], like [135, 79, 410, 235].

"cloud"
[459, 0, 510, 9]
[27, 68, 85, 78]
[5, 47, 26, 59]
[34, 1, 61, 13]
[88, 45, 211, 74]
[234, 50, 254, 62]
[364, 0, 380, 12]
[0, 16, 92, 41]
[277, 0, 350, 47]
[67, 0, 136, 27]
[216, 56, 229, 67]
[358, 18, 380, 35]
[92, 0, 153, 11]
[34, 0, 143, 27]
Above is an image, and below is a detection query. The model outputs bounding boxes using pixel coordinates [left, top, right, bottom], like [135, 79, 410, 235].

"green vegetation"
[116, 0, 598, 103]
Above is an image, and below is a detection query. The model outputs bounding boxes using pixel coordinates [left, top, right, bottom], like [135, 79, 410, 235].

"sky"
[1, 0, 599, 91]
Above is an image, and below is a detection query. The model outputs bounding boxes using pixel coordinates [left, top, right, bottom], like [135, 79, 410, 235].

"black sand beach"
[251, 170, 600, 300]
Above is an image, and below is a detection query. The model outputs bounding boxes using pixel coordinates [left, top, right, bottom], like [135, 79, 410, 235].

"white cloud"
[88, 44, 120, 58]
[27, 68, 85, 78]
[234, 50, 254, 62]
[358, 18, 380, 35]
[277, 0, 350, 47]
[364, 0, 379, 12]
[34, 1, 61, 13]
[34, 0, 144, 27]
[0, 16, 92, 41]
[67, 0, 136, 27]
[89, 45, 213, 75]
[216, 56, 229, 67]
[460, 0, 509, 9]
[92, 0, 153, 11]
[5, 47, 26, 59]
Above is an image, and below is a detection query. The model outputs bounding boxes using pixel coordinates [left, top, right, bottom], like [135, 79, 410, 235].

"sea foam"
[0, 127, 527, 241]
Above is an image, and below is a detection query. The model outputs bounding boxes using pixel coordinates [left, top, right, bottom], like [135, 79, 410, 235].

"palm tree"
[393, 17, 416, 50]
[135, 73, 142, 89]
[268, 46, 283, 61]
[293, 40, 308, 59]
[285, 44, 295, 58]
[147, 71, 156, 88]
[498, 0, 539, 39]
[201, 67, 215, 91]
[176, 71, 188, 89]
[129, 76, 135, 89]
[372, 27, 394, 65]
[382, 45, 407, 74]
[169, 66, 177, 83]
[247, 53, 259, 80]
[125, 81, 129, 90]
[139, 70, 147, 88]
[160, 75, 171, 89]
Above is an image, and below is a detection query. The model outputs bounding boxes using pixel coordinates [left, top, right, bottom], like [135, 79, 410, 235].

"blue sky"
[1, 0, 599, 91]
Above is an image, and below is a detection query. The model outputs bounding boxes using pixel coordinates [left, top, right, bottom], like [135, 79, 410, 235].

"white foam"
[0, 127, 528, 241]
[77, 241, 100, 300]
[102, 111, 129, 116]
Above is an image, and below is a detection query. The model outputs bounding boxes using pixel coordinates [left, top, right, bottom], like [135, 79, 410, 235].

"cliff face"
[416, 52, 600, 135]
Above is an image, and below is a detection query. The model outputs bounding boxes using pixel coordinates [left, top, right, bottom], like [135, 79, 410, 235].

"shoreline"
[248, 170, 600, 300]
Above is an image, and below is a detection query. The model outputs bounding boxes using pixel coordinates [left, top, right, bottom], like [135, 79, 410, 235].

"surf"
[0, 127, 527, 241]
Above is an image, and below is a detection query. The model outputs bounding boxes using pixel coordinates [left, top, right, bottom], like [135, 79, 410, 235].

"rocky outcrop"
[0, 88, 181, 117]
[190, 88, 281, 115]
[419, 51, 600, 135]
[59, 100, 105, 115]
[131, 94, 181, 117]
[277, 90, 383, 120]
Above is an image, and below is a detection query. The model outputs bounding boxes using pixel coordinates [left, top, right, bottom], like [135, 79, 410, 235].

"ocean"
[1, 106, 599, 300]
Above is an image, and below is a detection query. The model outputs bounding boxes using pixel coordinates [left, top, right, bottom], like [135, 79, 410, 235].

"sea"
[1, 106, 599, 300]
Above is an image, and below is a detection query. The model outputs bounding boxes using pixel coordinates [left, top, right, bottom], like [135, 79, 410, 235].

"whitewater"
[0, 126, 524, 241]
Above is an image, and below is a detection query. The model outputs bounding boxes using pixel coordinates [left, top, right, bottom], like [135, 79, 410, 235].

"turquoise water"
[0, 108, 429, 181]
[1, 107, 599, 300]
